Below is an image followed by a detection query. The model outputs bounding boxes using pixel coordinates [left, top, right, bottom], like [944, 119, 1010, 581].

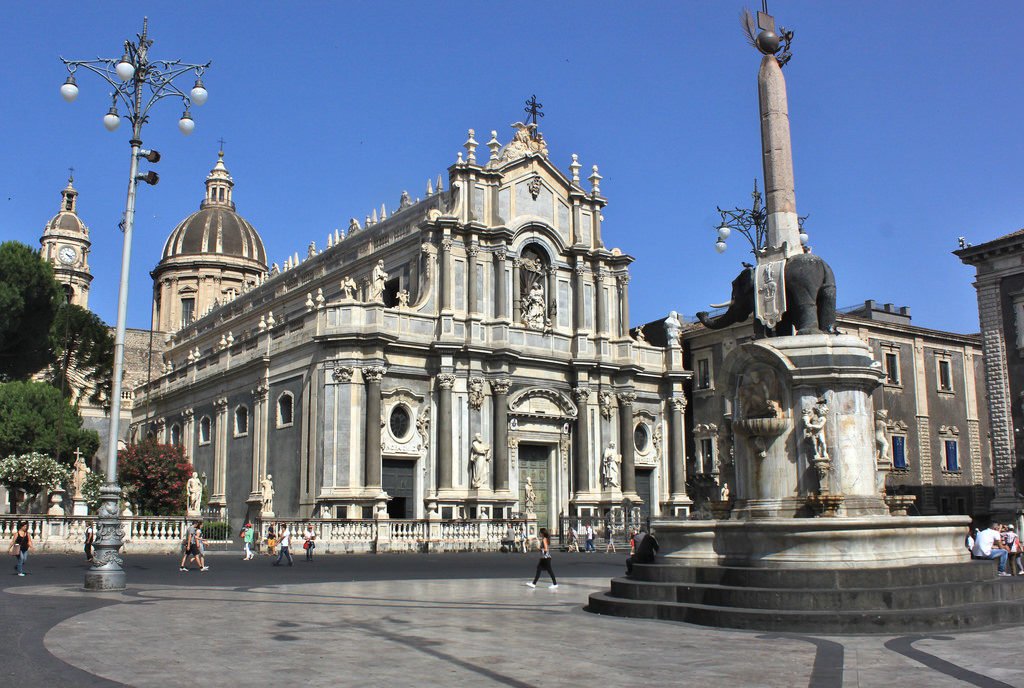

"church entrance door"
[518, 444, 550, 531]
[636, 469, 653, 519]
[382, 459, 415, 519]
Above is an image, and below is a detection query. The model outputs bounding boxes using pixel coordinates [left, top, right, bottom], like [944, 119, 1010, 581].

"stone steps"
[586, 562, 1024, 633]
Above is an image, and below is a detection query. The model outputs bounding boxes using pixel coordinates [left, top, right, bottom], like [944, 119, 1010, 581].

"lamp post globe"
[60, 75, 79, 102]
[715, 240, 728, 254]
[717, 224, 732, 241]
[190, 79, 208, 106]
[115, 54, 135, 81]
[178, 111, 195, 135]
[103, 106, 120, 131]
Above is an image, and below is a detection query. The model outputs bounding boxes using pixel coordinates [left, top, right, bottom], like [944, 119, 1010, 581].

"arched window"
[277, 392, 294, 428]
[234, 406, 249, 437]
[169, 423, 182, 446]
[199, 416, 212, 445]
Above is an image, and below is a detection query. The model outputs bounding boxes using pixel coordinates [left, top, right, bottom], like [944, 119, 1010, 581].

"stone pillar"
[494, 250, 507, 320]
[363, 366, 386, 489]
[182, 407, 195, 463]
[437, 373, 456, 490]
[213, 397, 228, 502]
[440, 237, 452, 311]
[491, 378, 512, 492]
[974, 280, 1018, 515]
[668, 397, 687, 496]
[618, 391, 637, 496]
[511, 258, 522, 324]
[617, 273, 631, 337]
[573, 262, 587, 332]
[547, 267, 558, 327]
[573, 387, 591, 494]
[466, 244, 478, 315]
[250, 381, 269, 495]
[595, 269, 607, 336]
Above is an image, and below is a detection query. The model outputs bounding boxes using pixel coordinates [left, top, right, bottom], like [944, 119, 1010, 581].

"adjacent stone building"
[131, 124, 692, 531]
[676, 300, 992, 516]
[957, 229, 1024, 522]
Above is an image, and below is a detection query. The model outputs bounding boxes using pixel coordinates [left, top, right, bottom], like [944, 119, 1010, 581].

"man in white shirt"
[971, 523, 1010, 576]
[272, 524, 293, 567]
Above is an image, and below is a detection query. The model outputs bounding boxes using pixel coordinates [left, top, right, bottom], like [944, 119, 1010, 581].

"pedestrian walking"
[195, 522, 209, 571]
[604, 522, 617, 553]
[273, 524, 293, 566]
[241, 522, 255, 560]
[8, 521, 31, 576]
[526, 528, 557, 589]
[1002, 524, 1022, 575]
[84, 522, 96, 563]
[584, 522, 596, 552]
[266, 525, 277, 556]
[566, 525, 580, 553]
[302, 523, 316, 561]
[179, 520, 198, 571]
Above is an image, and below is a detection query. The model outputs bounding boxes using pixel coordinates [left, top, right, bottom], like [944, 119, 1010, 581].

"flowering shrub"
[0, 451, 71, 513]
[118, 441, 193, 516]
[81, 470, 106, 512]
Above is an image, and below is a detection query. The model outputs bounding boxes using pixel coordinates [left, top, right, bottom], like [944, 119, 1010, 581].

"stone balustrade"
[0, 515, 531, 555]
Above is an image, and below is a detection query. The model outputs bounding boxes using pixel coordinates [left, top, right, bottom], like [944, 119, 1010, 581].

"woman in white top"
[303, 524, 316, 561]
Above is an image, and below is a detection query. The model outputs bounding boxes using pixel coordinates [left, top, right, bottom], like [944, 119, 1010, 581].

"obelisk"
[754, 12, 802, 259]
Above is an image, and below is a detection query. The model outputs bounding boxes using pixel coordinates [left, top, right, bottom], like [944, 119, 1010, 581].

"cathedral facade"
[131, 124, 692, 530]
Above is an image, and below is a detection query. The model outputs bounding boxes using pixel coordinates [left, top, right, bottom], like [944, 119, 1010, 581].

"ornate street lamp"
[60, 17, 211, 591]
[712, 179, 808, 255]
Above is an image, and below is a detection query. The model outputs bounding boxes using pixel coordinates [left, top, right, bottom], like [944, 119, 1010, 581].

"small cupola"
[201, 149, 235, 210]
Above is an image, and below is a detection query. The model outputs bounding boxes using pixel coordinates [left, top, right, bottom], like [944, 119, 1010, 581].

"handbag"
[302, 540, 311, 550]
[9, 543, 21, 556]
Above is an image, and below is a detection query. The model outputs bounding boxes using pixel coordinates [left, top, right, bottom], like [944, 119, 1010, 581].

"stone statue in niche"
[260, 473, 275, 516]
[340, 276, 358, 300]
[522, 281, 546, 329]
[802, 400, 829, 464]
[469, 433, 491, 489]
[524, 476, 537, 514]
[186, 471, 203, 515]
[737, 367, 782, 419]
[601, 441, 621, 488]
[468, 378, 485, 410]
[371, 260, 388, 302]
[634, 325, 647, 343]
[348, 217, 361, 233]
[664, 311, 682, 344]
[396, 290, 410, 308]
[874, 409, 890, 463]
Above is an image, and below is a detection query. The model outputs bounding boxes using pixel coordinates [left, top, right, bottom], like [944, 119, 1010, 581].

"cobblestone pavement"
[2, 552, 1022, 687]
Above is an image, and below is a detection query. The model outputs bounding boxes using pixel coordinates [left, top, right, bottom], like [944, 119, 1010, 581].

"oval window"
[389, 405, 411, 440]
[634, 423, 649, 453]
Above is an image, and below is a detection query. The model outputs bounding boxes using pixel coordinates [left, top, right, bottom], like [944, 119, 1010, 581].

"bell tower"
[40, 172, 93, 308]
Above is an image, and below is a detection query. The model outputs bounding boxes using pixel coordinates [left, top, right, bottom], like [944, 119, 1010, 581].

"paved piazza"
[2, 552, 1022, 687]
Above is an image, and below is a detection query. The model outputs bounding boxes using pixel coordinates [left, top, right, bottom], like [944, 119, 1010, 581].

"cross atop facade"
[524, 95, 544, 125]
[68, 166, 75, 183]
[217, 137, 226, 154]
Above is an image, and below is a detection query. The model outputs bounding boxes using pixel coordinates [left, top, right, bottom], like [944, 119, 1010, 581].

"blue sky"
[2, 2, 1021, 334]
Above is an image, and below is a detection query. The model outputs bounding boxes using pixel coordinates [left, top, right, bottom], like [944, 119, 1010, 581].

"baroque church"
[125, 121, 692, 530]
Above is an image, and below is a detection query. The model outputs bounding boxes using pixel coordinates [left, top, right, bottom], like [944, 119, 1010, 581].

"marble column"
[547, 266, 558, 327]
[250, 381, 269, 495]
[440, 237, 452, 311]
[668, 397, 687, 496]
[363, 366, 386, 489]
[595, 269, 607, 336]
[617, 273, 631, 337]
[437, 373, 456, 490]
[618, 391, 637, 495]
[511, 258, 522, 324]
[573, 262, 587, 331]
[212, 397, 228, 503]
[572, 387, 591, 494]
[758, 53, 802, 258]
[494, 250, 507, 320]
[182, 407, 195, 463]
[466, 244, 479, 315]
[491, 378, 511, 491]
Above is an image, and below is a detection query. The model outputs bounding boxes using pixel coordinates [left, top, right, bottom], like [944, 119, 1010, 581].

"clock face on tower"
[58, 246, 77, 265]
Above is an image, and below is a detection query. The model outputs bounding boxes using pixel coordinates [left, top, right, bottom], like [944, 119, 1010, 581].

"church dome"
[159, 151, 267, 266]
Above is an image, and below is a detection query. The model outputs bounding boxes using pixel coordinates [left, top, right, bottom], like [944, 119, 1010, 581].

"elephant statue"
[696, 252, 837, 336]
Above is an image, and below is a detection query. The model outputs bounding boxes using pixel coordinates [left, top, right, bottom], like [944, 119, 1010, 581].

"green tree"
[0, 452, 71, 514]
[118, 440, 193, 516]
[0, 241, 62, 381]
[81, 470, 107, 512]
[0, 380, 99, 464]
[48, 303, 115, 407]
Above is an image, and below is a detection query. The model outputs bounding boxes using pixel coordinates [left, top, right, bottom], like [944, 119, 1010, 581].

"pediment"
[509, 387, 577, 419]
